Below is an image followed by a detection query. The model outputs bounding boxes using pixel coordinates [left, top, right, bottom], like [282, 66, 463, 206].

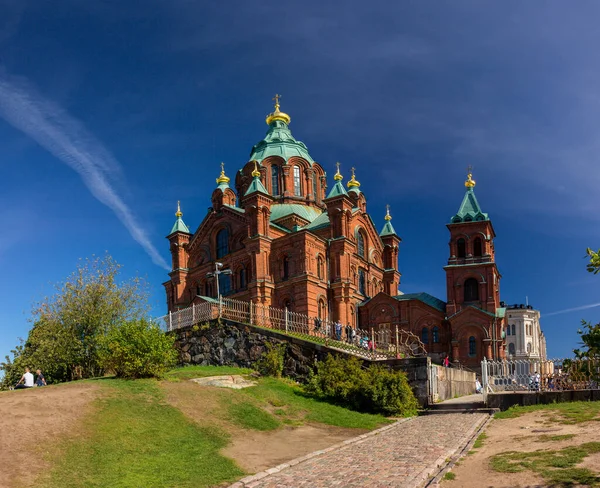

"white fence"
[481, 357, 600, 402]
[154, 296, 428, 361]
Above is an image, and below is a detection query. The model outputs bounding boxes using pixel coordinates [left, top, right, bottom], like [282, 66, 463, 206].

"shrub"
[255, 342, 286, 378]
[305, 355, 418, 417]
[99, 319, 178, 379]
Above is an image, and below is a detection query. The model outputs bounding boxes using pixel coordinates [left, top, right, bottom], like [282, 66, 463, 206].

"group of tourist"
[11, 367, 46, 390]
[313, 318, 377, 350]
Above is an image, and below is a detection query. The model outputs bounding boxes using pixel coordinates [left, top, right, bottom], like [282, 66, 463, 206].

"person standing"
[443, 355, 450, 368]
[335, 320, 342, 341]
[35, 369, 47, 387]
[15, 367, 34, 389]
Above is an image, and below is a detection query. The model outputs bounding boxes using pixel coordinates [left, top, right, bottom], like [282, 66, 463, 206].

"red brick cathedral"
[164, 98, 506, 367]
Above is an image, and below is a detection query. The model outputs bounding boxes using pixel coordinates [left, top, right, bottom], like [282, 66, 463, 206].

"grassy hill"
[25, 366, 390, 488]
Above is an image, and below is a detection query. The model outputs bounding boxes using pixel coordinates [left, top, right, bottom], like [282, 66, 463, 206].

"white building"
[504, 304, 547, 360]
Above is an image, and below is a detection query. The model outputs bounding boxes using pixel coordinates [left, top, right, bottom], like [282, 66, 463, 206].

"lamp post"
[206, 262, 232, 317]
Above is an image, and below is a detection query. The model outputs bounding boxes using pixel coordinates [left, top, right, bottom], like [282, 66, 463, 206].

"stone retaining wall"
[171, 319, 474, 406]
[434, 365, 476, 401]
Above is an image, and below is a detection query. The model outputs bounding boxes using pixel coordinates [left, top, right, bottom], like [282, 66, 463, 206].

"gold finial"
[251, 160, 261, 178]
[266, 93, 291, 125]
[384, 204, 392, 221]
[334, 162, 343, 181]
[347, 166, 360, 188]
[175, 200, 183, 218]
[216, 161, 230, 185]
[464, 165, 476, 189]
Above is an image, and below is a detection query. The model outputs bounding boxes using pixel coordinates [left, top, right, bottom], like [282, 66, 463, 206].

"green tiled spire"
[450, 170, 489, 223]
[244, 161, 270, 196]
[169, 201, 190, 234]
[380, 205, 397, 236]
[326, 162, 348, 199]
[249, 95, 315, 164]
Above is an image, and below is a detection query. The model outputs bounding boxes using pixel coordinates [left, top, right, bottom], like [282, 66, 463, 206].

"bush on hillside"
[99, 319, 178, 379]
[255, 342, 286, 378]
[305, 355, 419, 417]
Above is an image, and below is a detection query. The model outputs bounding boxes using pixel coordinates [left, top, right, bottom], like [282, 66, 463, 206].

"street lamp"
[206, 262, 232, 317]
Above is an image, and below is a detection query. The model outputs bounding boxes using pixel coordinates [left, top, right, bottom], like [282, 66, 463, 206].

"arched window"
[318, 299, 327, 320]
[468, 336, 476, 357]
[196, 284, 202, 296]
[283, 255, 290, 280]
[421, 327, 429, 345]
[357, 232, 365, 258]
[506, 326, 510, 336]
[432, 326, 439, 343]
[271, 165, 279, 196]
[317, 255, 324, 280]
[358, 269, 366, 295]
[216, 228, 229, 258]
[511, 323, 516, 335]
[457, 238, 466, 258]
[239, 267, 247, 290]
[312, 173, 318, 201]
[293, 166, 301, 196]
[464, 278, 479, 302]
[473, 237, 482, 257]
[508, 343, 515, 355]
[527, 342, 532, 353]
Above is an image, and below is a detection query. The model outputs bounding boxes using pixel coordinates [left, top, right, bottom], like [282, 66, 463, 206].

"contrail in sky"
[0, 71, 170, 270]
[544, 302, 600, 317]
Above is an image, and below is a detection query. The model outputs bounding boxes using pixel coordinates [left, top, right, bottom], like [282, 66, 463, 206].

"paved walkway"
[234, 412, 488, 488]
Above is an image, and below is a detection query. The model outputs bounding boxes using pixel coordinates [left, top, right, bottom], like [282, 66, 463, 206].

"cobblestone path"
[237, 412, 488, 488]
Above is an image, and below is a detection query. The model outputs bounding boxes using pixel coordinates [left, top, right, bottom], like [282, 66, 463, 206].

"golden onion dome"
[175, 200, 183, 218]
[251, 160, 261, 178]
[347, 167, 360, 188]
[216, 162, 230, 185]
[266, 94, 291, 125]
[384, 204, 392, 221]
[333, 161, 343, 181]
[465, 165, 476, 189]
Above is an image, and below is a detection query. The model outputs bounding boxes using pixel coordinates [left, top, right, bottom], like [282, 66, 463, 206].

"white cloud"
[544, 302, 600, 317]
[0, 71, 170, 270]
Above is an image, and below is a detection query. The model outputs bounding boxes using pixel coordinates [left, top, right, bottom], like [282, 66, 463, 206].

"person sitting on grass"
[14, 367, 35, 390]
[35, 369, 47, 387]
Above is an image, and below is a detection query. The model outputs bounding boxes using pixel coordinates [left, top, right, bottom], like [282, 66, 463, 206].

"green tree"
[574, 320, 600, 359]
[0, 254, 149, 388]
[98, 318, 177, 379]
[586, 248, 600, 274]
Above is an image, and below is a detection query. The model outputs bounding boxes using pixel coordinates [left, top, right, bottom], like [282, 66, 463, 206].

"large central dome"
[249, 99, 315, 164]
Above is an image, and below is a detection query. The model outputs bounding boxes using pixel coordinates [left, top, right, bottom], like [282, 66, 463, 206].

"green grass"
[490, 443, 600, 486]
[494, 401, 600, 424]
[226, 401, 281, 430]
[38, 379, 244, 488]
[443, 472, 456, 480]
[165, 364, 254, 381]
[238, 376, 391, 429]
[473, 432, 487, 449]
[536, 434, 576, 443]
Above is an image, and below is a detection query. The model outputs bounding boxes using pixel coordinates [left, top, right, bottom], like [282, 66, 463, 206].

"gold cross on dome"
[221, 162, 225, 172]
[273, 94, 281, 109]
[351, 167, 356, 178]
[336, 161, 340, 172]
[466, 164, 473, 175]
[386, 204, 390, 212]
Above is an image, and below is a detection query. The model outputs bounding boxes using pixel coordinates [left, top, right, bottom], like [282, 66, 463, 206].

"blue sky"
[0, 1, 598, 360]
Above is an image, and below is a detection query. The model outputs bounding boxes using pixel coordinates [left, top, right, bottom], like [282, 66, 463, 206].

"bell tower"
[444, 169, 501, 316]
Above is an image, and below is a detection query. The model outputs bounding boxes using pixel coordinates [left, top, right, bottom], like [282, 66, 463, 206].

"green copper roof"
[380, 221, 397, 237]
[326, 180, 348, 199]
[450, 188, 489, 223]
[394, 293, 446, 313]
[249, 120, 315, 164]
[269, 204, 322, 223]
[169, 216, 190, 235]
[244, 176, 270, 197]
[216, 181, 229, 191]
[303, 211, 330, 231]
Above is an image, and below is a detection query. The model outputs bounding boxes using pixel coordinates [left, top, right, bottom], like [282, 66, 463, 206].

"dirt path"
[161, 380, 366, 473]
[441, 411, 600, 488]
[0, 383, 99, 488]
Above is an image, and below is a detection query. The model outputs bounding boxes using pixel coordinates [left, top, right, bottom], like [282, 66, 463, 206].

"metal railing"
[154, 296, 428, 360]
[481, 357, 600, 401]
